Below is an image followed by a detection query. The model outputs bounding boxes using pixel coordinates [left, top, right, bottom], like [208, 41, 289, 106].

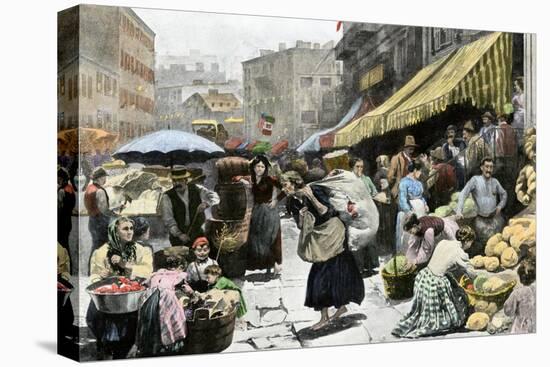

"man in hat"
[442, 124, 466, 189]
[160, 166, 219, 249]
[462, 120, 490, 180]
[84, 167, 116, 250]
[388, 135, 418, 200]
[426, 147, 457, 209]
[480, 111, 497, 150]
[456, 157, 507, 255]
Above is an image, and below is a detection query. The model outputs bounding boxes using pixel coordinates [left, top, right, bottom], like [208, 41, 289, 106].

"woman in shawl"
[282, 171, 364, 331]
[392, 226, 477, 338]
[86, 216, 153, 359]
[245, 154, 284, 277]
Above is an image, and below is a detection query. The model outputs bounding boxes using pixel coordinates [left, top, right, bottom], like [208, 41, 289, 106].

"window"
[87, 76, 92, 98]
[60, 75, 65, 96]
[73, 75, 78, 98]
[68, 76, 72, 100]
[301, 110, 316, 124]
[96, 72, 103, 92]
[300, 77, 313, 88]
[120, 50, 124, 68]
[113, 79, 117, 96]
[432, 28, 453, 52]
[104, 76, 111, 96]
[320, 78, 332, 87]
[81, 74, 87, 98]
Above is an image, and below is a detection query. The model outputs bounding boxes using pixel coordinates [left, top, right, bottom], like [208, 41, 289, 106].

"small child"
[186, 237, 218, 292]
[503, 258, 536, 334]
[204, 264, 247, 317]
[136, 256, 193, 357]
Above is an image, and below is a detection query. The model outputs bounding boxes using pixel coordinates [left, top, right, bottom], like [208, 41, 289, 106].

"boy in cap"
[186, 237, 218, 292]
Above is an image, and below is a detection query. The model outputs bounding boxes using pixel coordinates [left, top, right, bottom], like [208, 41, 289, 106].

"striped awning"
[334, 32, 513, 147]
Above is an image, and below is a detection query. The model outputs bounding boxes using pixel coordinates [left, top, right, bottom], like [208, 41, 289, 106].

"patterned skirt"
[392, 267, 469, 338]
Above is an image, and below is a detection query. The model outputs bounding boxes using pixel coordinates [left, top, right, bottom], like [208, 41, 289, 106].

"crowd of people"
[57, 105, 535, 358]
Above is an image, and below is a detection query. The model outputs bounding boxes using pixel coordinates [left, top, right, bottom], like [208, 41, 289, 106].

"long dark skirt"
[375, 201, 397, 256]
[86, 301, 138, 358]
[88, 215, 110, 251]
[305, 250, 365, 311]
[247, 203, 282, 270]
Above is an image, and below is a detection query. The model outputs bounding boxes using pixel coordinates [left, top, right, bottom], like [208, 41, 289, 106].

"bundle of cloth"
[313, 170, 379, 251]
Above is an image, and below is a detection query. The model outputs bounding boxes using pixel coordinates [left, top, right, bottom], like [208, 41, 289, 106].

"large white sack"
[312, 170, 379, 250]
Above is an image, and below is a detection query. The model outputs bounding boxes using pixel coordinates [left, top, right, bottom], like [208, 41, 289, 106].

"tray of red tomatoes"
[86, 276, 147, 314]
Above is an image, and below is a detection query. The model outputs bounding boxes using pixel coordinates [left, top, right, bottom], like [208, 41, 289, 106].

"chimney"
[208, 89, 219, 95]
[313, 43, 320, 50]
[196, 62, 204, 72]
[211, 63, 220, 72]
[296, 40, 305, 48]
[279, 42, 287, 51]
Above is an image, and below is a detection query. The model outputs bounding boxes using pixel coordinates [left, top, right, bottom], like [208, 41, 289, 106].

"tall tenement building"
[242, 41, 342, 147]
[58, 5, 156, 143]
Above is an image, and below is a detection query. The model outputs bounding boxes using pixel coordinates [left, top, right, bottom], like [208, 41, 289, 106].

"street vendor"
[84, 167, 117, 251]
[186, 236, 219, 292]
[456, 157, 507, 256]
[86, 216, 153, 359]
[160, 166, 220, 249]
[392, 226, 477, 338]
[403, 213, 459, 267]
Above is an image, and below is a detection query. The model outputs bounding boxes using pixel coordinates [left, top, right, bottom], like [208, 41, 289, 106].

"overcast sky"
[133, 7, 342, 79]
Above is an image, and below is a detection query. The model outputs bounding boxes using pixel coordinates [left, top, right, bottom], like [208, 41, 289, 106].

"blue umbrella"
[113, 130, 225, 166]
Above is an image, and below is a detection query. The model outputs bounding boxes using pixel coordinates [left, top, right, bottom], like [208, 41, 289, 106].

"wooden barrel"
[216, 157, 250, 183]
[182, 308, 237, 354]
[215, 182, 248, 220]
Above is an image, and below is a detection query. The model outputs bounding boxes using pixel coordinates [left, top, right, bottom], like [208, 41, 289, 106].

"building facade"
[166, 89, 242, 133]
[57, 5, 156, 144]
[335, 22, 490, 116]
[242, 41, 342, 147]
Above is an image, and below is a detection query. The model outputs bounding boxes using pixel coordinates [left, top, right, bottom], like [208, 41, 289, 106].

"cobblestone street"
[68, 216, 493, 360]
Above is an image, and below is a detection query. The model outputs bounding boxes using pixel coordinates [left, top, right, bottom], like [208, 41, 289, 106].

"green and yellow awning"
[334, 32, 513, 147]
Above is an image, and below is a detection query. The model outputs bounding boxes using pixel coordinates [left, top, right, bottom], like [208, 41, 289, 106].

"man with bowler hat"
[388, 135, 419, 200]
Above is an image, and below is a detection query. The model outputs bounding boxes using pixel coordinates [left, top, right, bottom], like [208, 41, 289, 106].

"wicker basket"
[381, 266, 418, 300]
[459, 275, 517, 308]
[322, 150, 350, 172]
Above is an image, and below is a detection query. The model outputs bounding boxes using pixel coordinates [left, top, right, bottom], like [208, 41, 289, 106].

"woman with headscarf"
[392, 226, 477, 338]
[86, 216, 153, 359]
[282, 171, 364, 331]
[245, 154, 284, 278]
